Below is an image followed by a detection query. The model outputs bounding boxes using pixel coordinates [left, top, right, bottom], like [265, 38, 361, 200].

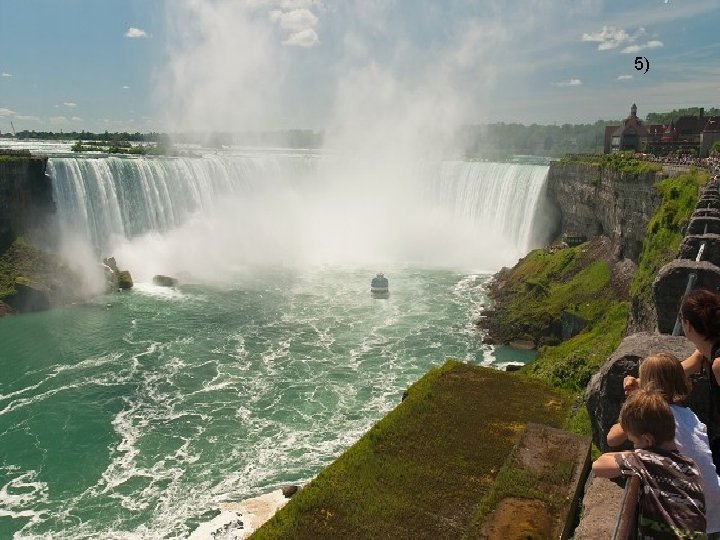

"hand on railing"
[623, 376, 639, 395]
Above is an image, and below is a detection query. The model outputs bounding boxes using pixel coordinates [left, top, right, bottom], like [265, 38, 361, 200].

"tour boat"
[371, 273, 389, 298]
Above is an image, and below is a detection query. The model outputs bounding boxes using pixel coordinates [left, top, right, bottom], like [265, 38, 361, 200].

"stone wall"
[547, 162, 663, 261]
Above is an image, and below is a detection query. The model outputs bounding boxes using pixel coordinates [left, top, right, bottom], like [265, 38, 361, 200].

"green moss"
[490, 243, 615, 344]
[251, 361, 572, 539]
[630, 169, 707, 304]
[524, 301, 629, 391]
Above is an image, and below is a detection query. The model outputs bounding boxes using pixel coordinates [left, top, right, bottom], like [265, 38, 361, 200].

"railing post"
[672, 273, 697, 336]
[613, 475, 640, 540]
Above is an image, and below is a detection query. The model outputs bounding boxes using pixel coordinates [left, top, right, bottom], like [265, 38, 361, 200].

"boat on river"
[371, 273, 389, 298]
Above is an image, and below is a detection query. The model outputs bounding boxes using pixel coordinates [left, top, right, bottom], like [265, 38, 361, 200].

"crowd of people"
[634, 152, 720, 174]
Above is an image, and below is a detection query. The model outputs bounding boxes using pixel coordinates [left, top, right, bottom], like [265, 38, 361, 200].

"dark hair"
[619, 389, 675, 444]
[680, 288, 720, 340]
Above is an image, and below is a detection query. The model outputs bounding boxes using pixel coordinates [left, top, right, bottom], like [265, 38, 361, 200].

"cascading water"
[2, 149, 551, 539]
[48, 152, 549, 274]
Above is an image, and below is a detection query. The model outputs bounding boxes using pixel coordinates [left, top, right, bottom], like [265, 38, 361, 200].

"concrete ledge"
[573, 475, 625, 539]
[477, 423, 591, 540]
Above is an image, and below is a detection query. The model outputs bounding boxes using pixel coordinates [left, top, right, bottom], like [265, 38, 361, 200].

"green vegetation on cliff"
[251, 361, 572, 539]
[525, 301, 629, 391]
[486, 239, 628, 391]
[630, 169, 707, 304]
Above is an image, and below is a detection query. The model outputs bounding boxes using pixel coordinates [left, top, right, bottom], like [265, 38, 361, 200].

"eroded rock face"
[547, 162, 662, 262]
[585, 333, 699, 452]
[4, 279, 51, 313]
[0, 155, 56, 250]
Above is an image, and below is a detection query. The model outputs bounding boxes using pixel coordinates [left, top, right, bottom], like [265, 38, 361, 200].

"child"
[608, 353, 720, 536]
[593, 389, 706, 539]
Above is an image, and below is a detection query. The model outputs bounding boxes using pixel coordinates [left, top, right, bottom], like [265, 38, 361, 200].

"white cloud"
[63, 102, 77, 108]
[283, 28, 319, 47]
[280, 0, 322, 8]
[269, 6, 320, 47]
[0, 107, 15, 116]
[621, 40, 663, 54]
[71, 116, 83, 122]
[49, 116, 70, 125]
[1, 72, 12, 77]
[555, 78, 583, 87]
[122, 85, 130, 89]
[270, 8, 317, 32]
[125, 27, 148, 38]
[582, 26, 646, 51]
[616, 74, 633, 80]
[15, 115, 41, 123]
[582, 26, 630, 50]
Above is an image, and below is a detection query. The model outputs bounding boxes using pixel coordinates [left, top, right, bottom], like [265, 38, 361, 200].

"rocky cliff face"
[0, 153, 56, 249]
[547, 162, 662, 262]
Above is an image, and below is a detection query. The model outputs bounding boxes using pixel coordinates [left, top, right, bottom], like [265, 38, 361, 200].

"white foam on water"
[189, 490, 290, 539]
[131, 282, 189, 300]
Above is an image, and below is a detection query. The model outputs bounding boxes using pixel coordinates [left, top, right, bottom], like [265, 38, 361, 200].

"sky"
[0, 0, 719, 134]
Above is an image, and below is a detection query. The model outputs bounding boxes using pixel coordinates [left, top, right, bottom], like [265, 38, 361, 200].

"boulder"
[677, 234, 720, 266]
[560, 311, 588, 341]
[687, 216, 720, 236]
[153, 274, 178, 287]
[281, 485, 300, 498]
[653, 260, 720, 334]
[4, 277, 51, 312]
[118, 270, 134, 290]
[585, 333, 697, 451]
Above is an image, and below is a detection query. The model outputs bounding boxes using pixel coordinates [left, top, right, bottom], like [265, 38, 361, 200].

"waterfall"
[48, 153, 549, 272]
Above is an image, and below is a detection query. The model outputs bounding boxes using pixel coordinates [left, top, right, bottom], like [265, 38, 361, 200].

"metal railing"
[613, 475, 640, 539]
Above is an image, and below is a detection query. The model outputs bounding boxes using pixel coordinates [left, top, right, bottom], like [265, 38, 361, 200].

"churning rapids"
[0, 143, 550, 538]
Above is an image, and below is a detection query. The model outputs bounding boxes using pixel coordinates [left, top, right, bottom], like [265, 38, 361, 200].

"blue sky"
[0, 0, 718, 134]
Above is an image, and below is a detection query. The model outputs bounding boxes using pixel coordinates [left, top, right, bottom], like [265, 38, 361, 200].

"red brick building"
[604, 104, 720, 157]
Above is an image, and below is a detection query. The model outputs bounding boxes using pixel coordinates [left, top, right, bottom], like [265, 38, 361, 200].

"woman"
[680, 287, 720, 469]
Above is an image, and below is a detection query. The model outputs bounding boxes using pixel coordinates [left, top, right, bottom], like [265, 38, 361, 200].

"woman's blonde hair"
[639, 352, 691, 404]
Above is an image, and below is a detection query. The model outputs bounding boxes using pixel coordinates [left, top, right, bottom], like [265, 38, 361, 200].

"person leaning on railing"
[593, 390, 707, 539]
[612, 353, 720, 537]
[679, 288, 720, 472]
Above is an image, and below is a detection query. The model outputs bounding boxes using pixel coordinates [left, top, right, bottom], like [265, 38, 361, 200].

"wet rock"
[153, 274, 178, 287]
[282, 485, 300, 498]
[118, 270, 133, 290]
[4, 278, 51, 312]
[0, 301, 13, 317]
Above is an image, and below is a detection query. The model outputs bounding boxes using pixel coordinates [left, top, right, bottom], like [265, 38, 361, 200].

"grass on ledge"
[250, 361, 573, 540]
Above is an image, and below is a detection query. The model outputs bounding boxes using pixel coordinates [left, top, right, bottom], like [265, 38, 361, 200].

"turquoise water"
[0, 266, 534, 538]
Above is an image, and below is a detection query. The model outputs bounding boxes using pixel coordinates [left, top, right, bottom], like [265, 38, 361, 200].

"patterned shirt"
[616, 447, 707, 539]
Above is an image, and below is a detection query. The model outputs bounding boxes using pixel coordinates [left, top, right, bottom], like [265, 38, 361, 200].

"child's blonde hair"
[620, 389, 675, 444]
[639, 352, 691, 404]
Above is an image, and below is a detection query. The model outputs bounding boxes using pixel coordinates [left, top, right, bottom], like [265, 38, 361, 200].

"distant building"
[603, 104, 720, 157]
